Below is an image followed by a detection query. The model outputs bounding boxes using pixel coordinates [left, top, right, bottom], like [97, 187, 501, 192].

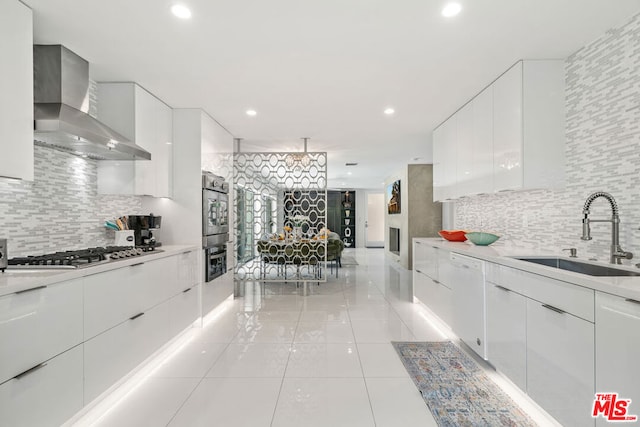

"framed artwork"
[387, 180, 401, 214]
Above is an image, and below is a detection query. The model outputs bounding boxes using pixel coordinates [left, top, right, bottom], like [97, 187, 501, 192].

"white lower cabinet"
[412, 241, 452, 325]
[595, 292, 640, 426]
[0, 249, 204, 424]
[169, 283, 200, 336]
[84, 298, 170, 403]
[0, 345, 83, 427]
[84, 263, 151, 340]
[526, 298, 595, 427]
[486, 282, 527, 390]
[0, 278, 83, 385]
[176, 250, 198, 295]
[428, 277, 452, 326]
[414, 268, 452, 325]
[202, 271, 234, 317]
[84, 257, 176, 340]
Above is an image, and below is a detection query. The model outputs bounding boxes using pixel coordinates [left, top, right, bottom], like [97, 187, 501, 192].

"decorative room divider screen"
[233, 152, 327, 283]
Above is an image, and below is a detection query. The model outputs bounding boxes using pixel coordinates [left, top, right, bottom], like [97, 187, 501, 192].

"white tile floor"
[70, 248, 559, 427]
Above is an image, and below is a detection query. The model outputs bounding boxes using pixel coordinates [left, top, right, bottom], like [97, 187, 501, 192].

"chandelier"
[285, 137, 312, 168]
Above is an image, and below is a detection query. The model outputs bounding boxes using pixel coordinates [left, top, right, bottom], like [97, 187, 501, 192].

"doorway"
[365, 192, 384, 247]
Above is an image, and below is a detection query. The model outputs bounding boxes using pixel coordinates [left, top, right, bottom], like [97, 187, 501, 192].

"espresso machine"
[127, 214, 162, 249]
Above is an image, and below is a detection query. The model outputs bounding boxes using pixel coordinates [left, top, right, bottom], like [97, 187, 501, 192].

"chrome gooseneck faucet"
[581, 192, 633, 264]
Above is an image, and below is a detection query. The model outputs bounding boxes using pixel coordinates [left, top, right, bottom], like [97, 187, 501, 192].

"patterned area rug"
[392, 341, 537, 427]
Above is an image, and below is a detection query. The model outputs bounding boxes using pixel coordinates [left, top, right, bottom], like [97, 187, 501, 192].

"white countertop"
[415, 237, 640, 301]
[0, 245, 199, 298]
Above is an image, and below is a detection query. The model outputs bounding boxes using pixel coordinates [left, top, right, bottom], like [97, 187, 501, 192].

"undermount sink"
[512, 257, 640, 277]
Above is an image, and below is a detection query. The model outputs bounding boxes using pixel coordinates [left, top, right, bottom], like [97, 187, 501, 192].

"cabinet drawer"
[494, 265, 594, 322]
[0, 345, 83, 427]
[146, 256, 178, 302]
[84, 258, 173, 340]
[0, 279, 83, 384]
[84, 265, 146, 339]
[176, 250, 198, 294]
[596, 292, 640, 426]
[169, 283, 200, 336]
[486, 283, 527, 390]
[527, 299, 595, 427]
[413, 270, 430, 303]
[84, 299, 170, 403]
[413, 241, 437, 280]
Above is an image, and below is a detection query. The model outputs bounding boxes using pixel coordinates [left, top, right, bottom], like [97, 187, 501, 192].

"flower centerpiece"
[290, 215, 309, 240]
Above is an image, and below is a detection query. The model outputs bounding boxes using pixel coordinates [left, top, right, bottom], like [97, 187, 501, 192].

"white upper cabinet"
[97, 83, 173, 197]
[493, 61, 524, 191]
[432, 59, 565, 201]
[0, 0, 33, 181]
[455, 101, 474, 198]
[493, 60, 565, 192]
[470, 87, 494, 195]
[432, 117, 457, 201]
[432, 126, 445, 202]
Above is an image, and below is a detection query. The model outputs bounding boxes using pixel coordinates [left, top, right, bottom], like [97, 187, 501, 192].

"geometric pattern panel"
[234, 152, 328, 282]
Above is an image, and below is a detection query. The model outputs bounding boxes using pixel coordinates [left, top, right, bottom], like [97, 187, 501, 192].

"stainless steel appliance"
[0, 239, 7, 272]
[204, 233, 227, 282]
[203, 172, 229, 238]
[33, 45, 151, 161]
[127, 214, 162, 248]
[6, 246, 161, 270]
[203, 171, 229, 282]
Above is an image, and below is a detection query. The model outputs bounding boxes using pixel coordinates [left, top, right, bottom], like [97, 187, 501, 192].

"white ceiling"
[23, 0, 640, 189]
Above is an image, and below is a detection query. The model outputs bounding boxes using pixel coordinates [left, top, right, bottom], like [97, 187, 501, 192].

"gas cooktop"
[7, 246, 162, 269]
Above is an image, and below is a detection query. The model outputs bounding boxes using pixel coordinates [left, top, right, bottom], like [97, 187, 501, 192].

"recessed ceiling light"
[441, 2, 462, 17]
[246, 109, 257, 117]
[384, 107, 395, 115]
[347, 171, 352, 175]
[171, 4, 192, 19]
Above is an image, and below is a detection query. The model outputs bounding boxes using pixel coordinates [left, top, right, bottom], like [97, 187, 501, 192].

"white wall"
[453, 13, 640, 264]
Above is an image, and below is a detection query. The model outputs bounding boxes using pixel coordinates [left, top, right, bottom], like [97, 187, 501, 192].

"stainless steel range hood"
[33, 45, 151, 160]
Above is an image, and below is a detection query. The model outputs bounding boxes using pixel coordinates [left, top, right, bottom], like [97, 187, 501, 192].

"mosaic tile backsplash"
[454, 13, 640, 264]
[0, 145, 143, 257]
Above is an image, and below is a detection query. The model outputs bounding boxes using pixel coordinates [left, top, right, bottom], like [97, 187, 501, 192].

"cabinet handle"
[433, 279, 440, 284]
[183, 287, 192, 293]
[542, 304, 566, 314]
[129, 312, 145, 320]
[15, 285, 47, 295]
[415, 269, 422, 273]
[416, 241, 421, 245]
[14, 362, 47, 380]
[182, 251, 192, 254]
[624, 298, 640, 305]
[130, 262, 145, 267]
[495, 285, 511, 292]
[461, 264, 470, 269]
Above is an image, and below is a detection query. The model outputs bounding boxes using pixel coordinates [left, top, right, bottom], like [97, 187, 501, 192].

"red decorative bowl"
[438, 230, 468, 242]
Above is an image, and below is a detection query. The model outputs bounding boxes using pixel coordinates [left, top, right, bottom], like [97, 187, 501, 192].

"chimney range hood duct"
[33, 45, 151, 161]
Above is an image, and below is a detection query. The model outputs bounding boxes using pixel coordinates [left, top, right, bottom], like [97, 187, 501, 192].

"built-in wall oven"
[203, 171, 229, 282]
